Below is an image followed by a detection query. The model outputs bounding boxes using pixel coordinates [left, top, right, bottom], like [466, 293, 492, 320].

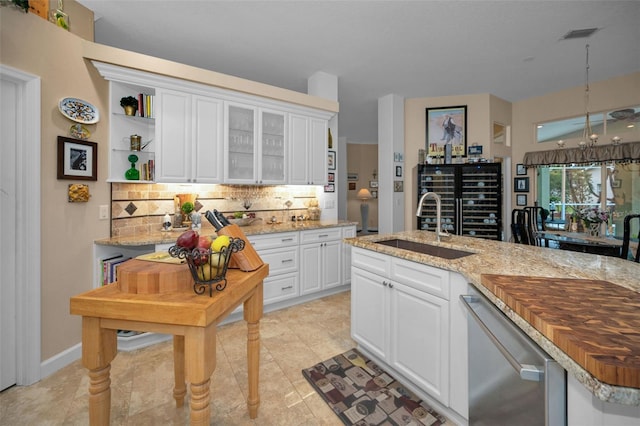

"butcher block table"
[70, 260, 269, 426]
[481, 274, 640, 388]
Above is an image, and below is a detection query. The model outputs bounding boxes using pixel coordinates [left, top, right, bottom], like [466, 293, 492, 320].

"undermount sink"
[375, 239, 475, 259]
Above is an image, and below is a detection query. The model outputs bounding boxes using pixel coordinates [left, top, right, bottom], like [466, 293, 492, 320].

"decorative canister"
[307, 207, 321, 221]
[130, 134, 141, 151]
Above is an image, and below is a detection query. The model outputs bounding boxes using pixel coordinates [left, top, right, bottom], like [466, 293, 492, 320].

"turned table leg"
[81, 317, 117, 426]
[173, 335, 186, 407]
[244, 282, 264, 419]
[184, 323, 217, 426]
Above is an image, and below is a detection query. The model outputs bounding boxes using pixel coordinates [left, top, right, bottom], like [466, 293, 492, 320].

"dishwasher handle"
[460, 295, 544, 382]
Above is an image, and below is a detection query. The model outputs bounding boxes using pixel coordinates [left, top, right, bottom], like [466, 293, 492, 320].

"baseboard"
[40, 342, 82, 380]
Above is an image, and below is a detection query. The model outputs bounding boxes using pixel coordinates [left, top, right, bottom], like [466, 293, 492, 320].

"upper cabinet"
[156, 89, 223, 183]
[92, 61, 333, 185]
[289, 114, 327, 185]
[224, 103, 287, 184]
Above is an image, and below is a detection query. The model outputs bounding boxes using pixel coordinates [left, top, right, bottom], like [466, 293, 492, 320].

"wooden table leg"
[81, 317, 117, 426]
[244, 282, 264, 419]
[173, 335, 186, 407]
[184, 323, 216, 426]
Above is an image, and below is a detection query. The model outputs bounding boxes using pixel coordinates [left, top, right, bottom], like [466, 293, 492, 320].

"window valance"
[523, 141, 640, 168]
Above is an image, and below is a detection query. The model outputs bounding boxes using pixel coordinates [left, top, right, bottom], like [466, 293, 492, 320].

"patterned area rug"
[302, 349, 447, 425]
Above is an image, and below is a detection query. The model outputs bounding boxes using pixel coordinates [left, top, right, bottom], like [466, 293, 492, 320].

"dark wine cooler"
[417, 163, 503, 240]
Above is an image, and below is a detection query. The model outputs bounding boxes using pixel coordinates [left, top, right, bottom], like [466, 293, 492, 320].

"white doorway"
[0, 65, 42, 389]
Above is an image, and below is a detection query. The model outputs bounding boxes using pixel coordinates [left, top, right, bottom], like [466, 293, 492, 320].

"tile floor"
[0, 291, 355, 425]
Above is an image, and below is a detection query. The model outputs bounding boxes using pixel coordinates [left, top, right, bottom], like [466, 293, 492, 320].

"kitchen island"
[345, 230, 640, 425]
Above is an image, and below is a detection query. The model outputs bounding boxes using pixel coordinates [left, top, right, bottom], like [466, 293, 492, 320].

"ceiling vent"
[561, 28, 599, 40]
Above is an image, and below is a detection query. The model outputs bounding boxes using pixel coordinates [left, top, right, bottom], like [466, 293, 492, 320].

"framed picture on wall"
[57, 136, 97, 180]
[324, 184, 335, 193]
[514, 177, 529, 192]
[425, 105, 467, 158]
[516, 163, 527, 175]
[327, 172, 335, 182]
[327, 151, 336, 170]
[516, 194, 527, 206]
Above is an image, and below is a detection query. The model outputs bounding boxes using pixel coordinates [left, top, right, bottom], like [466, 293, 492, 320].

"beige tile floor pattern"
[0, 291, 356, 425]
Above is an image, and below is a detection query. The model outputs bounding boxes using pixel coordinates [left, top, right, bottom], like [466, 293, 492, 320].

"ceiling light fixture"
[581, 44, 598, 148]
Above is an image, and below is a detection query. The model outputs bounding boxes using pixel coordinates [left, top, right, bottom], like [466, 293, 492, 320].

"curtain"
[523, 141, 640, 168]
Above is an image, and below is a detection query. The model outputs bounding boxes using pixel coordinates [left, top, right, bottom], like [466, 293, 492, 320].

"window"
[536, 106, 639, 143]
[537, 162, 640, 237]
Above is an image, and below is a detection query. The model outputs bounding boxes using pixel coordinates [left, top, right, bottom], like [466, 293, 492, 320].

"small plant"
[120, 96, 138, 109]
[181, 201, 195, 215]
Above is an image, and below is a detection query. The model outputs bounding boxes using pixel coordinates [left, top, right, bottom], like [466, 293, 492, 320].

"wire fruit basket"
[168, 238, 245, 296]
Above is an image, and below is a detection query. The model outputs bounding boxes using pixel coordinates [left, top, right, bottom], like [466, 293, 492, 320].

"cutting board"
[481, 274, 640, 388]
[117, 259, 194, 294]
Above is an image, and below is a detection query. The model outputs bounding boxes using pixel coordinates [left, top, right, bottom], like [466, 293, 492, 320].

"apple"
[197, 235, 213, 250]
[176, 230, 199, 249]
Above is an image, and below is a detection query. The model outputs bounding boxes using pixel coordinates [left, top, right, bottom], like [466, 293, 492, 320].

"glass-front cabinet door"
[259, 109, 286, 184]
[225, 103, 257, 183]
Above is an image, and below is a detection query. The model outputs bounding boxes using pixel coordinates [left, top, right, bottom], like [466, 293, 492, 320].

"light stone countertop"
[344, 230, 640, 406]
[95, 220, 358, 247]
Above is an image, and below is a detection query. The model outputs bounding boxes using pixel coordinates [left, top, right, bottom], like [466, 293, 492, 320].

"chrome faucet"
[416, 192, 448, 242]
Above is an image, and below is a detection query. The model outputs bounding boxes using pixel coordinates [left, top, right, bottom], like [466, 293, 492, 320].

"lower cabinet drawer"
[264, 272, 298, 305]
[260, 247, 298, 276]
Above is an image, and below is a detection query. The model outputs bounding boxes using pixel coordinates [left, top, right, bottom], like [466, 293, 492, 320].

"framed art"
[516, 194, 527, 206]
[394, 181, 404, 192]
[369, 180, 378, 188]
[347, 172, 358, 181]
[327, 151, 336, 170]
[395, 166, 402, 177]
[57, 136, 97, 180]
[371, 190, 378, 199]
[514, 177, 529, 192]
[516, 163, 527, 176]
[324, 183, 335, 193]
[348, 182, 356, 190]
[493, 122, 506, 144]
[425, 105, 467, 158]
[327, 172, 335, 183]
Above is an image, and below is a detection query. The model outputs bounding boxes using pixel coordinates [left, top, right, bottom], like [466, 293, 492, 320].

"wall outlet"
[99, 204, 109, 220]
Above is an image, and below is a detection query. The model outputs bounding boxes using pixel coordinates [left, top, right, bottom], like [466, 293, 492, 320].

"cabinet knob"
[382, 281, 388, 287]
[388, 283, 394, 288]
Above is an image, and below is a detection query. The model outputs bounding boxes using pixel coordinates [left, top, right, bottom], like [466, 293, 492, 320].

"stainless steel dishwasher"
[461, 288, 566, 426]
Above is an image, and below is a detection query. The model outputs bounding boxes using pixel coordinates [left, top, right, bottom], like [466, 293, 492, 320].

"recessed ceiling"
[78, 1, 640, 144]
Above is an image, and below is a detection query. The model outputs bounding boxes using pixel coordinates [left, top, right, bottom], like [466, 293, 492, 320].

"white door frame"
[1, 65, 42, 385]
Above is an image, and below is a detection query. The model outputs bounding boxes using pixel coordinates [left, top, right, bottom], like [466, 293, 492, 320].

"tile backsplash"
[111, 183, 320, 237]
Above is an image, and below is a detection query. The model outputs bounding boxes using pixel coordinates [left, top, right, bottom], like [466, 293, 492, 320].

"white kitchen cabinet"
[300, 228, 342, 295]
[224, 102, 287, 184]
[351, 247, 455, 408]
[288, 114, 327, 185]
[93, 61, 332, 185]
[342, 225, 356, 285]
[259, 109, 287, 184]
[156, 89, 223, 183]
[247, 232, 299, 305]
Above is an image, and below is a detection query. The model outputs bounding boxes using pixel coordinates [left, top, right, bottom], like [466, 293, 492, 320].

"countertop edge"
[96, 221, 358, 247]
[345, 231, 640, 406]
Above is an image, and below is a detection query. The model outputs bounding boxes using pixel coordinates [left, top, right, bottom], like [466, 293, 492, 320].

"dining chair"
[620, 214, 640, 262]
[511, 208, 531, 245]
[524, 206, 548, 246]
